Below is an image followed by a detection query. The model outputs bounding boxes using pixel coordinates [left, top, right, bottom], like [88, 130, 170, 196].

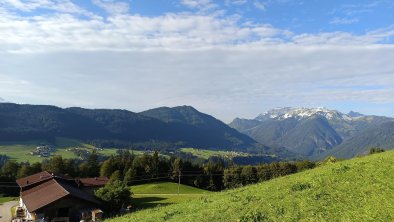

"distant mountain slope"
[238, 116, 342, 157]
[325, 121, 394, 159]
[0, 103, 258, 151]
[108, 150, 394, 222]
[230, 107, 393, 159]
[139, 106, 258, 149]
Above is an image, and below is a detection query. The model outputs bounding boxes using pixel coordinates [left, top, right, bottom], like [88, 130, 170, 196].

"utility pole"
[178, 170, 181, 195]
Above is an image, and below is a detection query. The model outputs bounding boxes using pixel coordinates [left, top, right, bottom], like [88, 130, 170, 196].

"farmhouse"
[15, 171, 109, 222]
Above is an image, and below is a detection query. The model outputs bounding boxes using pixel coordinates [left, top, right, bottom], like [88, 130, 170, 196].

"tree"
[123, 168, 135, 185]
[43, 155, 64, 174]
[86, 151, 100, 177]
[257, 164, 272, 182]
[95, 180, 132, 212]
[369, 147, 385, 154]
[110, 170, 122, 182]
[295, 160, 315, 172]
[151, 151, 160, 178]
[171, 157, 183, 180]
[63, 159, 78, 177]
[1, 161, 20, 179]
[223, 166, 242, 189]
[241, 166, 257, 185]
[100, 157, 116, 178]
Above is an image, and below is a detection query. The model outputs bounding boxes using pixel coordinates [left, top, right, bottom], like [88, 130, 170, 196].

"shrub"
[369, 147, 385, 155]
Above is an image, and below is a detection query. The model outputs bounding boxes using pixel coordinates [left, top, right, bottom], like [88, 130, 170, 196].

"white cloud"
[2, 45, 394, 121]
[330, 17, 359, 25]
[254, 0, 266, 11]
[91, 0, 129, 15]
[0, 1, 394, 120]
[292, 27, 394, 45]
[0, 9, 294, 52]
[225, 0, 248, 6]
[180, 0, 217, 11]
[0, 0, 393, 53]
[0, 0, 90, 14]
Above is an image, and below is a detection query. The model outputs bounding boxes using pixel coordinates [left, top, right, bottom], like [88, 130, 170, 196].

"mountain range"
[1, 103, 394, 160]
[230, 107, 394, 159]
[0, 103, 260, 152]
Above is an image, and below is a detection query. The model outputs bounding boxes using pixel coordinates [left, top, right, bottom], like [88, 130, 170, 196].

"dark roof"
[79, 177, 109, 187]
[16, 171, 73, 188]
[16, 171, 52, 188]
[21, 178, 101, 212]
[21, 179, 69, 212]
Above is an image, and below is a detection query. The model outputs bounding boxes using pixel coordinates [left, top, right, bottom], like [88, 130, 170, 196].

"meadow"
[0, 137, 140, 163]
[130, 182, 211, 210]
[180, 148, 250, 160]
[108, 150, 394, 222]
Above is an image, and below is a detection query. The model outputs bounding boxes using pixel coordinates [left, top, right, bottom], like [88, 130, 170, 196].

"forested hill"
[0, 103, 258, 150]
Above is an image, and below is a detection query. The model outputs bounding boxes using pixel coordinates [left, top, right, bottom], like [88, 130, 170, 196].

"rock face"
[230, 107, 394, 159]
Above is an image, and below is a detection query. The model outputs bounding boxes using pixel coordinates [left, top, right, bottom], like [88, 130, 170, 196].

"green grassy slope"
[130, 182, 211, 210]
[132, 182, 210, 194]
[109, 151, 394, 222]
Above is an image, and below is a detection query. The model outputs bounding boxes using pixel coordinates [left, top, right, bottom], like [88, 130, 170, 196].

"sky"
[1, 0, 394, 122]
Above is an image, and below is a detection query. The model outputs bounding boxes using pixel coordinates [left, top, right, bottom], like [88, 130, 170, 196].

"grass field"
[108, 150, 394, 222]
[130, 182, 210, 210]
[180, 148, 250, 160]
[0, 197, 17, 204]
[0, 138, 142, 163]
[132, 182, 210, 194]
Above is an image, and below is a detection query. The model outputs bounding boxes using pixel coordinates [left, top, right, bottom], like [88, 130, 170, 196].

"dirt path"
[0, 201, 18, 222]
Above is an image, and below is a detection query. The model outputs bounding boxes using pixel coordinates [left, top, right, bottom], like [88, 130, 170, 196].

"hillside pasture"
[130, 182, 210, 210]
[108, 150, 394, 222]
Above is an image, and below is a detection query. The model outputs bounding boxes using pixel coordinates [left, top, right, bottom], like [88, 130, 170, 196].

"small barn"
[16, 171, 108, 222]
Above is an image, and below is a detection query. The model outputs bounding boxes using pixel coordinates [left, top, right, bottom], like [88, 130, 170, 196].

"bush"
[95, 180, 132, 212]
[369, 147, 385, 155]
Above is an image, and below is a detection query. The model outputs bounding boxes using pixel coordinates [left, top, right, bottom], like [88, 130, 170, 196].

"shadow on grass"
[131, 196, 172, 210]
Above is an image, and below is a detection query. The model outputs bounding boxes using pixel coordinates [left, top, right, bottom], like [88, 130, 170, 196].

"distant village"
[29, 145, 54, 158]
[30, 145, 103, 160]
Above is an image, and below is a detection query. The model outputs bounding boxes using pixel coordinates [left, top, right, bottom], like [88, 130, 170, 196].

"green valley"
[0, 138, 137, 163]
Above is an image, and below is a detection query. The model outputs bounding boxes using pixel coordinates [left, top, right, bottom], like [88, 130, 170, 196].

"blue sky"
[0, 0, 394, 121]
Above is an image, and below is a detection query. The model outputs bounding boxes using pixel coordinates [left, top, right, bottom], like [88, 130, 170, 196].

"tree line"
[0, 150, 316, 196]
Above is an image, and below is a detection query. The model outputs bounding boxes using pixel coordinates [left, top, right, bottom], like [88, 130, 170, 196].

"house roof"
[79, 177, 109, 187]
[16, 171, 73, 188]
[16, 171, 53, 188]
[21, 178, 101, 212]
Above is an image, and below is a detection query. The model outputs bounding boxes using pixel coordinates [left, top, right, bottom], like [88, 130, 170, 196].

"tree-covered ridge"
[0, 103, 257, 151]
